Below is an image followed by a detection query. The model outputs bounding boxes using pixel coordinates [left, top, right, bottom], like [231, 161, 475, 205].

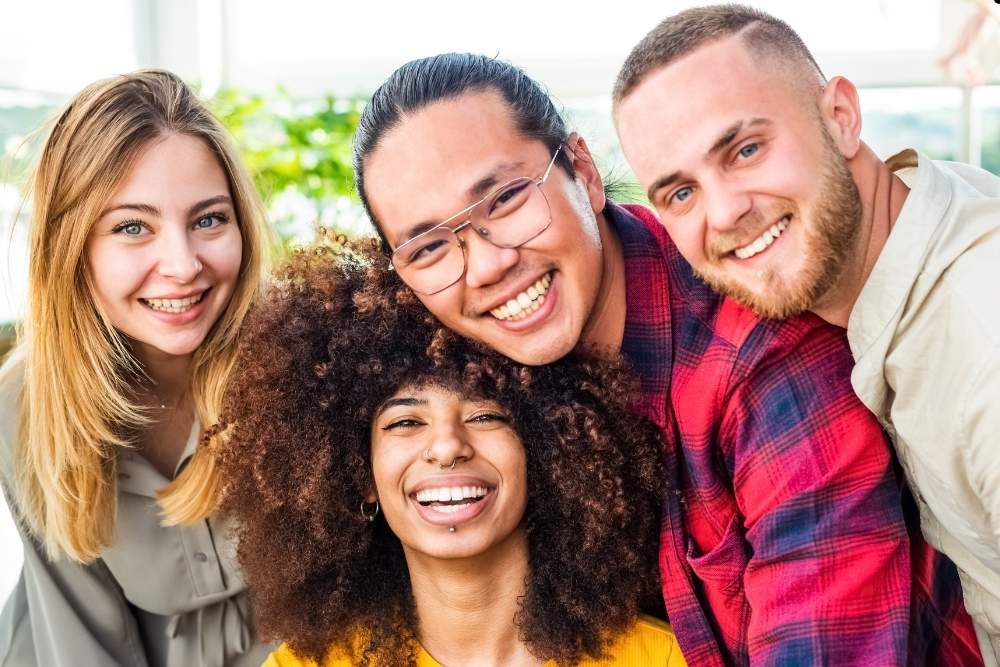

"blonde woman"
[0, 70, 272, 667]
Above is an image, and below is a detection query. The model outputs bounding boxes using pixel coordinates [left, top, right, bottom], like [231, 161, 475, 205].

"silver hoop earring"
[360, 499, 380, 522]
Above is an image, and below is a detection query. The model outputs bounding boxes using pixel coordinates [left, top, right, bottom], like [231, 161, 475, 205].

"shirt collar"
[848, 149, 953, 360]
[117, 418, 200, 498]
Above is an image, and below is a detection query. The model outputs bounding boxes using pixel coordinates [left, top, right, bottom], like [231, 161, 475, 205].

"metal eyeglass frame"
[389, 144, 564, 295]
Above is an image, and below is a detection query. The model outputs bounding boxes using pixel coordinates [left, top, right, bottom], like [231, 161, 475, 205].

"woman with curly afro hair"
[215, 240, 687, 667]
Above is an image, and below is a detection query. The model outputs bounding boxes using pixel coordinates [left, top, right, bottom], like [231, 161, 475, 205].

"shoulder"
[262, 644, 323, 667]
[593, 615, 686, 666]
[937, 224, 1000, 346]
[733, 309, 853, 376]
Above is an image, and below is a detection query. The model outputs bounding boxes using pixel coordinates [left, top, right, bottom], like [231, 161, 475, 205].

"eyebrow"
[645, 117, 773, 202]
[394, 160, 527, 247]
[100, 194, 233, 219]
[375, 396, 428, 417]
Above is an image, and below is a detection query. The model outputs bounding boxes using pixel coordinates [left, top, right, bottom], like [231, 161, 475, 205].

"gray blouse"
[0, 361, 273, 667]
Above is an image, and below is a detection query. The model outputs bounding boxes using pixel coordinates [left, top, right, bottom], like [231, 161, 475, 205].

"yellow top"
[262, 615, 685, 666]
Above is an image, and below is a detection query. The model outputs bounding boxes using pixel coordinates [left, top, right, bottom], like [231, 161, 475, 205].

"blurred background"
[1, 0, 999, 604]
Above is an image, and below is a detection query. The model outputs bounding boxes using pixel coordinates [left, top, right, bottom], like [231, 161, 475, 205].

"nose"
[157, 226, 203, 283]
[702, 177, 753, 234]
[424, 422, 475, 469]
[461, 230, 520, 289]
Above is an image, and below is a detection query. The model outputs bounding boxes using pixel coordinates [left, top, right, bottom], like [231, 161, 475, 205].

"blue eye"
[673, 187, 693, 203]
[195, 212, 228, 230]
[112, 220, 147, 236]
[738, 143, 759, 159]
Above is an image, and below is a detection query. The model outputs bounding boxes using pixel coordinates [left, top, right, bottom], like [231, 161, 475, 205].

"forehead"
[386, 380, 492, 406]
[111, 133, 228, 202]
[364, 90, 544, 240]
[616, 37, 803, 177]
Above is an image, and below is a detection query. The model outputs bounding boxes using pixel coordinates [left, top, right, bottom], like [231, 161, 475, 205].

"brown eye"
[487, 180, 531, 217]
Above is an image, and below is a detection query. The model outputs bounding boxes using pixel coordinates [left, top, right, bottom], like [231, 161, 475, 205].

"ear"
[818, 76, 863, 159]
[563, 132, 607, 213]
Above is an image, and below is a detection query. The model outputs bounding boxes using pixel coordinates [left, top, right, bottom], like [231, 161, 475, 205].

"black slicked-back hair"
[353, 53, 575, 252]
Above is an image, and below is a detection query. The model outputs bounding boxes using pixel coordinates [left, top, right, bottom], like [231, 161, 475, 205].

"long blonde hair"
[3, 69, 267, 562]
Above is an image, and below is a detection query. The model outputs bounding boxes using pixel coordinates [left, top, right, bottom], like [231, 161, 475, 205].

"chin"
[140, 334, 208, 359]
[500, 344, 568, 366]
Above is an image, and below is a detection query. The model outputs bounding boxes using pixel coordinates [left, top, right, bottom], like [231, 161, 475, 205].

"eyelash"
[381, 411, 509, 431]
[196, 211, 230, 229]
[111, 218, 147, 235]
[382, 418, 424, 431]
[660, 139, 764, 209]
[110, 211, 230, 235]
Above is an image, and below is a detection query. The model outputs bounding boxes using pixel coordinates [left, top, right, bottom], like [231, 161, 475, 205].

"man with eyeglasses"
[352, 53, 978, 665]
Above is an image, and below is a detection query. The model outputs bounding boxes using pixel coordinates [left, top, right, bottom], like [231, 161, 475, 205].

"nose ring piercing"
[440, 459, 457, 471]
[423, 448, 434, 462]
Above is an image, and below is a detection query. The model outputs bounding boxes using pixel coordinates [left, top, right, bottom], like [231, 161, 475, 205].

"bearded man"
[615, 5, 1000, 664]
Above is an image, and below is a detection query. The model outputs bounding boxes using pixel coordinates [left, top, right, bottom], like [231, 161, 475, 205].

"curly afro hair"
[216, 238, 665, 667]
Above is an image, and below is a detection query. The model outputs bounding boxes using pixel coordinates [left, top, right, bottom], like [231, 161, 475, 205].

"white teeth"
[733, 217, 790, 260]
[415, 486, 489, 504]
[490, 272, 553, 321]
[432, 503, 469, 514]
[143, 293, 204, 313]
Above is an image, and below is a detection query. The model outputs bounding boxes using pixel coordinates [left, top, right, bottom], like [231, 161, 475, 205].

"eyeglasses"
[389, 146, 563, 295]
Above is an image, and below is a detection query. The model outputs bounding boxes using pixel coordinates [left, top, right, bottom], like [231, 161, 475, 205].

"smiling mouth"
[414, 485, 492, 514]
[489, 271, 553, 321]
[139, 291, 206, 313]
[732, 216, 790, 260]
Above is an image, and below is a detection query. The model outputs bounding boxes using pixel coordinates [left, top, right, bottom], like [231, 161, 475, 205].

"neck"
[811, 143, 910, 328]
[579, 209, 627, 356]
[405, 529, 541, 667]
[133, 342, 193, 402]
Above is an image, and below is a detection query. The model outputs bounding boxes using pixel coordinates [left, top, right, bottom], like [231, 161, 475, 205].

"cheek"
[417, 290, 463, 326]
[204, 230, 244, 281]
[670, 219, 706, 260]
[86, 241, 148, 304]
[499, 442, 529, 507]
[369, 442, 406, 500]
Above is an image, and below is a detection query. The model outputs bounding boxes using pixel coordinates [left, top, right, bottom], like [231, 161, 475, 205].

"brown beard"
[696, 129, 861, 319]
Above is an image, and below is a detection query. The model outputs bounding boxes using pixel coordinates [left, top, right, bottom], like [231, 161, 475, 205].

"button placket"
[181, 520, 226, 598]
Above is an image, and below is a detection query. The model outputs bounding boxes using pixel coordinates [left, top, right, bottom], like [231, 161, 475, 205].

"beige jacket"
[849, 149, 1000, 665]
[0, 353, 273, 667]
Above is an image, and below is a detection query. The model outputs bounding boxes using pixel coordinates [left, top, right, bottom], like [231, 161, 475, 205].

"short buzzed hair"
[613, 4, 825, 107]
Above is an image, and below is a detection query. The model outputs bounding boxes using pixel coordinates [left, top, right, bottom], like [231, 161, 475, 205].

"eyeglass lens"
[393, 176, 552, 294]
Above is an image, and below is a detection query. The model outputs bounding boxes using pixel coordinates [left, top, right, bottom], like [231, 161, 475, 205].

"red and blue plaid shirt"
[614, 204, 981, 666]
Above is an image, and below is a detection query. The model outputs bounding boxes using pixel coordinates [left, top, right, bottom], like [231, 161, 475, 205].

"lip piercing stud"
[449, 526, 456, 533]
